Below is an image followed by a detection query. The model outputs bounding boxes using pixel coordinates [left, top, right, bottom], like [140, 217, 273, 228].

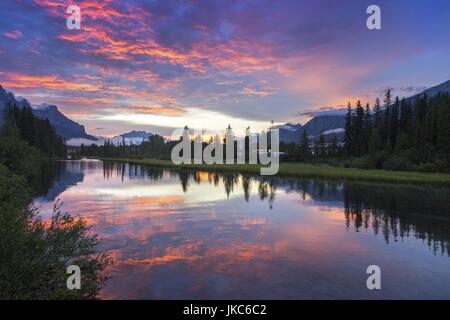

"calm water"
[34, 160, 450, 299]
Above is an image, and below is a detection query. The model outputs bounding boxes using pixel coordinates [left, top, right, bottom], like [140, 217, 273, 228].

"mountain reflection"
[32, 160, 450, 299]
[34, 160, 83, 200]
[38, 160, 450, 258]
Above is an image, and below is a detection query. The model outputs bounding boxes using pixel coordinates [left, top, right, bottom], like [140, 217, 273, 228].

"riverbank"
[99, 158, 450, 187]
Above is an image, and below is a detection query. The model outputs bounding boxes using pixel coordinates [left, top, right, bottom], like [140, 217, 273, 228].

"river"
[33, 159, 450, 299]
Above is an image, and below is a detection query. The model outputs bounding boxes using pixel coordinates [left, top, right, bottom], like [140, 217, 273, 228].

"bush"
[0, 200, 113, 299]
[383, 156, 415, 171]
[349, 156, 376, 169]
[0, 148, 112, 299]
[321, 158, 344, 168]
[0, 128, 41, 181]
[0, 164, 30, 206]
[372, 151, 389, 169]
[411, 160, 449, 173]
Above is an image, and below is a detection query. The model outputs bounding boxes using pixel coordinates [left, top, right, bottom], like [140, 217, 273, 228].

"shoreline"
[97, 158, 450, 187]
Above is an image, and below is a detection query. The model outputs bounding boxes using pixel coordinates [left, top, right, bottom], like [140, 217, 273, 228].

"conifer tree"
[344, 102, 353, 155]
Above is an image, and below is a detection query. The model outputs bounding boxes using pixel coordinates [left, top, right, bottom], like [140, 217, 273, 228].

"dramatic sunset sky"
[1, 0, 450, 137]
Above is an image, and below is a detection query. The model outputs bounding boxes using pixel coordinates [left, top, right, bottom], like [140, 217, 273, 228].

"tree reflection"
[41, 161, 450, 257]
[242, 175, 251, 202]
[341, 183, 450, 256]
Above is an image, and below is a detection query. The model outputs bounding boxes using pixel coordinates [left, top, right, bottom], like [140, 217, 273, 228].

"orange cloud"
[241, 86, 274, 97]
[128, 105, 185, 115]
[3, 73, 101, 91]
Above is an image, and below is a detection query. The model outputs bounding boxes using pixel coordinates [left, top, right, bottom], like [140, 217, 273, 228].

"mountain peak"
[34, 103, 57, 111]
[277, 114, 346, 143]
[0, 85, 96, 140]
[118, 130, 153, 139]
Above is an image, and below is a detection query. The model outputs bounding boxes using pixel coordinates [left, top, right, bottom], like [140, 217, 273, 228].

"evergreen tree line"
[76, 126, 265, 162]
[76, 134, 173, 159]
[76, 90, 450, 173]
[4, 103, 67, 158]
[279, 131, 341, 162]
[343, 90, 450, 172]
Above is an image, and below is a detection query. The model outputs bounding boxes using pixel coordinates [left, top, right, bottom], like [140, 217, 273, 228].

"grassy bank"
[100, 158, 450, 187]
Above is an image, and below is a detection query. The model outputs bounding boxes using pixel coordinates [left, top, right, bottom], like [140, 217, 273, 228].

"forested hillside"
[343, 90, 450, 171]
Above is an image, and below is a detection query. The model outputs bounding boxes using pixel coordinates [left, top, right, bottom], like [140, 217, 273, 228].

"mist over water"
[34, 160, 450, 299]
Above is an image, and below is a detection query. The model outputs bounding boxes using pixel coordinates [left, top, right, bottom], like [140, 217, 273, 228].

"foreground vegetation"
[0, 112, 111, 299]
[101, 158, 450, 187]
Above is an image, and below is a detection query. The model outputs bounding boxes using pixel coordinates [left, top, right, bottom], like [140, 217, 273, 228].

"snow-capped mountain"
[277, 115, 345, 143]
[302, 115, 346, 137]
[118, 130, 152, 140]
[110, 130, 153, 145]
[272, 123, 303, 143]
[66, 130, 154, 146]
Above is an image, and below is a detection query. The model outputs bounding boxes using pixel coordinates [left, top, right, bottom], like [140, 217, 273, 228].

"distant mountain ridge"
[109, 130, 153, 145]
[116, 130, 152, 140]
[276, 115, 346, 143]
[0, 85, 96, 141]
[66, 130, 154, 146]
[2, 80, 449, 145]
[407, 80, 450, 103]
[273, 123, 303, 143]
[32, 104, 97, 141]
[302, 115, 345, 137]
[277, 80, 450, 143]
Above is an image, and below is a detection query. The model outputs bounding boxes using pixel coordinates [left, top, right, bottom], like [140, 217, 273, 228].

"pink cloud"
[4, 30, 23, 39]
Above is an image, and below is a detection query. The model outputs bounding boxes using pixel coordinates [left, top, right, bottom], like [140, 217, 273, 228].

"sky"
[1, 0, 450, 138]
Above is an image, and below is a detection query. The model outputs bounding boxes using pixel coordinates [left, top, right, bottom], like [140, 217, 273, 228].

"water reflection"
[34, 160, 450, 299]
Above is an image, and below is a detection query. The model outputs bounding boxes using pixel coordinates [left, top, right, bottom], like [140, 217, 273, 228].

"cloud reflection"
[34, 160, 450, 299]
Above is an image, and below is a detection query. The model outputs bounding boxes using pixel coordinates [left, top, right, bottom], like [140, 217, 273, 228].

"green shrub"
[349, 156, 376, 169]
[383, 156, 415, 171]
[372, 151, 389, 169]
[412, 160, 449, 173]
[0, 200, 112, 299]
[0, 129, 41, 181]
